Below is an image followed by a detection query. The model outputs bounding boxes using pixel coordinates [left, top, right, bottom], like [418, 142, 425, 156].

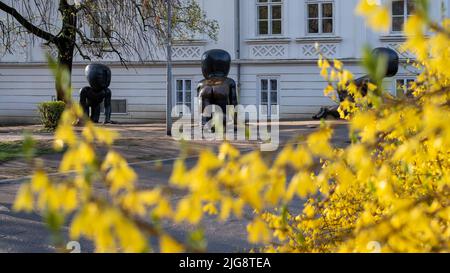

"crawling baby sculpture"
[79, 63, 113, 124]
[197, 49, 238, 127]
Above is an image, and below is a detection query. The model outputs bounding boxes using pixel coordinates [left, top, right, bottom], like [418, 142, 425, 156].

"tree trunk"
[55, 41, 75, 102]
[55, 0, 77, 102]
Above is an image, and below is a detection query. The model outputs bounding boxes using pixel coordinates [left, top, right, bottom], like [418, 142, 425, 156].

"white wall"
[0, 64, 165, 124]
[0, 0, 446, 124]
[0, 62, 240, 124]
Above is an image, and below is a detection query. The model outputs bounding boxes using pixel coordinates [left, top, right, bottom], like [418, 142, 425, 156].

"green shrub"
[37, 101, 65, 130]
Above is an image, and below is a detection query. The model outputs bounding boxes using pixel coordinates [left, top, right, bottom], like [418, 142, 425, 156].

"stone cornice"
[295, 36, 343, 43]
[379, 35, 407, 42]
[172, 39, 208, 46]
[245, 37, 291, 44]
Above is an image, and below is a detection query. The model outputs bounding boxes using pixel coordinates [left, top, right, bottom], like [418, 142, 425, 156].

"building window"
[101, 99, 127, 114]
[175, 79, 193, 112]
[259, 78, 279, 116]
[257, 0, 283, 36]
[395, 78, 415, 97]
[307, 1, 334, 34]
[392, 0, 415, 32]
[90, 13, 112, 39]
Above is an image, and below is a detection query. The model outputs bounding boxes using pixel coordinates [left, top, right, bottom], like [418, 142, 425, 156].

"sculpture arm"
[79, 87, 90, 117]
[197, 82, 204, 114]
[230, 79, 238, 107]
[198, 81, 212, 112]
[198, 81, 213, 126]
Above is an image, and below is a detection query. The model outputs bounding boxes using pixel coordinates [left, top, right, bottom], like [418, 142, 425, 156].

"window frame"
[305, 0, 335, 36]
[174, 78, 194, 113]
[257, 76, 280, 118]
[256, 0, 284, 36]
[90, 12, 113, 40]
[394, 77, 415, 97]
[100, 99, 128, 115]
[391, 0, 415, 33]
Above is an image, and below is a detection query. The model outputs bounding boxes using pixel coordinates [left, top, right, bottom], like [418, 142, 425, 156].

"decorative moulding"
[172, 46, 203, 60]
[249, 44, 288, 59]
[300, 43, 339, 58]
[383, 43, 415, 59]
[40, 43, 58, 58]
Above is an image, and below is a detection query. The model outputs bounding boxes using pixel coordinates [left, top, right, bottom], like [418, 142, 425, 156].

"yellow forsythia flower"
[13, 184, 34, 212]
[30, 170, 49, 192]
[203, 202, 218, 215]
[160, 235, 185, 253]
[307, 128, 334, 157]
[356, 0, 390, 32]
[247, 218, 272, 244]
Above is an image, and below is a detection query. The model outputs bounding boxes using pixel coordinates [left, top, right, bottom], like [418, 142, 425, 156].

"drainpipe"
[166, 0, 173, 136]
[235, 0, 241, 102]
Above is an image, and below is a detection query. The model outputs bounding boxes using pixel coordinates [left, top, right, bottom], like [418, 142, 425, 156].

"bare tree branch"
[0, 0, 219, 100]
[0, 0, 57, 43]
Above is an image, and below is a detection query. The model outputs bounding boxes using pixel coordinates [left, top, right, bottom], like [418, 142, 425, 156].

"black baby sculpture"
[313, 47, 399, 120]
[197, 49, 238, 127]
[79, 63, 113, 124]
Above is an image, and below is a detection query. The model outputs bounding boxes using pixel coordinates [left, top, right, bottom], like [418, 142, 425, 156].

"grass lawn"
[0, 140, 56, 163]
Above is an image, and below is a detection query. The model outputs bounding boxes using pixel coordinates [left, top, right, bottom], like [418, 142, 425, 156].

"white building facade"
[0, 0, 449, 124]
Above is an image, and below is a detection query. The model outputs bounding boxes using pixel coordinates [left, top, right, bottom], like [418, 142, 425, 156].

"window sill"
[379, 35, 407, 42]
[85, 38, 121, 46]
[380, 34, 430, 42]
[295, 36, 342, 43]
[245, 37, 291, 44]
[172, 39, 208, 46]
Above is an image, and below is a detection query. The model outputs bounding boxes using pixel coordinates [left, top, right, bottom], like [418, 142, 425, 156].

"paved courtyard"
[0, 120, 349, 253]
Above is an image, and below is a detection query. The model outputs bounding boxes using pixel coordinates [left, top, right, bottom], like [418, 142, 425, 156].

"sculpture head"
[201, 49, 231, 79]
[85, 63, 111, 90]
[372, 47, 399, 78]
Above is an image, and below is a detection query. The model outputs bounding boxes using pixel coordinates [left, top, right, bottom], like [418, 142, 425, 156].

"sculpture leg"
[312, 107, 328, 120]
[104, 89, 112, 124]
[218, 101, 228, 132]
[91, 104, 101, 123]
[199, 85, 213, 127]
[201, 98, 212, 127]
[328, 105, 341, 119]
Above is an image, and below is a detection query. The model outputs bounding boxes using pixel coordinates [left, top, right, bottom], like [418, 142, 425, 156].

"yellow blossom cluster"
[13, 0, 450, 253]
[356, 0, 391, 32]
